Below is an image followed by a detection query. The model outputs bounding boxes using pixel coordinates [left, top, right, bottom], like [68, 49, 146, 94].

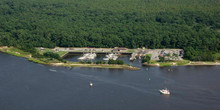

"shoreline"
[49, 63, 140, 70]
[29, 58, 141, 71]
[1, 46, 219, 69]
[0, 46, 140, 71]
[142, 61, 220, 67]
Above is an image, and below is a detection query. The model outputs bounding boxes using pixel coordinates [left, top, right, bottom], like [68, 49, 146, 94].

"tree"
[108, 59, 124, 65]
[159, 56, 165, 62]
[44, 52, 60, 59]
[0, 0, 219, 62]
[43, 52, 66, 62]
[117, 60, 124, 65]
[96, 61, 106, 64]
[142, 54, 151, 64]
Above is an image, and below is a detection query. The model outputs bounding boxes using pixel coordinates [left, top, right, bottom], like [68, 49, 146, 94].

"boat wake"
[49, 69, 57, 72]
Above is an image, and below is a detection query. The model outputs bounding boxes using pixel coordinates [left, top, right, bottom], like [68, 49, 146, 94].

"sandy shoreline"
[143, 61, 220, 67]
[185, 62, 220, 66]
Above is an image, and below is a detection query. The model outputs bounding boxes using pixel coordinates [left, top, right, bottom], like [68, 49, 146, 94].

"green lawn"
[57, 51, 68, 57]
[38, 48, 55, 54]
[3, 47, 31, 58]
[38, 48, 68, 57]
[127, 50, 136, 53]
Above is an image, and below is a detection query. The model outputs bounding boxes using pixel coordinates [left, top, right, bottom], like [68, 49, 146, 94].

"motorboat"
[129, 57, 136, 61]
[103, 53, 118, 61]
[78, 53, 96, 60]
[78, 56, 86, 60]
[103, 57, 109, 61]
[78, 53, 90, 60]
[112, 55, 118, 60]
[159, 88, 170, 95]
[87, 53, 97, 60]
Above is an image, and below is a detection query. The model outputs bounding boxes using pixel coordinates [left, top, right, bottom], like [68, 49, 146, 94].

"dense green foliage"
[43, 51, 66, 62]
[79, 61, 92, 64]
[17, 45, 44, 58]
[95, 61, 106, 64]
[108, 59, 124, 65]
[0, 0, 219, 61]
[43, 52, 60, 59]
[142, 54, 151, 63]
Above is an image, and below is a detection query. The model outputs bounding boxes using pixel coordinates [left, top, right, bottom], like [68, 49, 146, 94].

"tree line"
[0, 0, 219, 61]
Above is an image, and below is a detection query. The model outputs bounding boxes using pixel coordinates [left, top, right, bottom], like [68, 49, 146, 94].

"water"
[0, 52, 220, 110]
[65, 54, 133, 62]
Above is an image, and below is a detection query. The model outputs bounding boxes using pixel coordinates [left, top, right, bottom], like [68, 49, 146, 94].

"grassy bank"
[0, 47, 31, 58]
[58, 63, 138, 70]
[0, 46, 140, 70]
[38, 48, 68, 57]
[143, 60, 220, 67]
[28, 58, 48, 65]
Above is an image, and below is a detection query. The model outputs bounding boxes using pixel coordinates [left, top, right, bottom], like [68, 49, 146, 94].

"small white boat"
[159, 88, 170, 95]
[103, 53, 118, 61]
[90, 82, 93, 87]
[78, 56, 86, 60]
[87, 53, 97, 60]
[103, 57, 109, 61]
[129, 57, 136, 61]
[78, 53, 97, 60]
[78, 53, 89, 60]
[112, 55, 118, 60]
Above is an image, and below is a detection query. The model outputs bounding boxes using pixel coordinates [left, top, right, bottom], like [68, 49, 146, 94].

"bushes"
[159, 56, 165, 62]
[95, 61, 106, 64]
[44, 52, 60, 59]
[43, 52, 66, 63]
[79, 61, 92, 64]
[142, 54, 151, 63]
[108, 59, 124, 65]
[17, 45, 44, 58]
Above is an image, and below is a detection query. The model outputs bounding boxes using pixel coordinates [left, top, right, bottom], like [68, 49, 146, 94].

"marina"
[39, 47, 184, 62]
[0, 0, 218, 109]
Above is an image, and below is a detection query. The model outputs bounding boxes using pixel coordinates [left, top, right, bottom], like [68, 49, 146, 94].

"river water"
[0, 52, 220, 110]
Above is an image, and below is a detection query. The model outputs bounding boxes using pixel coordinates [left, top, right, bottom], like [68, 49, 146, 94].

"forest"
[0, 0, 219, 61]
